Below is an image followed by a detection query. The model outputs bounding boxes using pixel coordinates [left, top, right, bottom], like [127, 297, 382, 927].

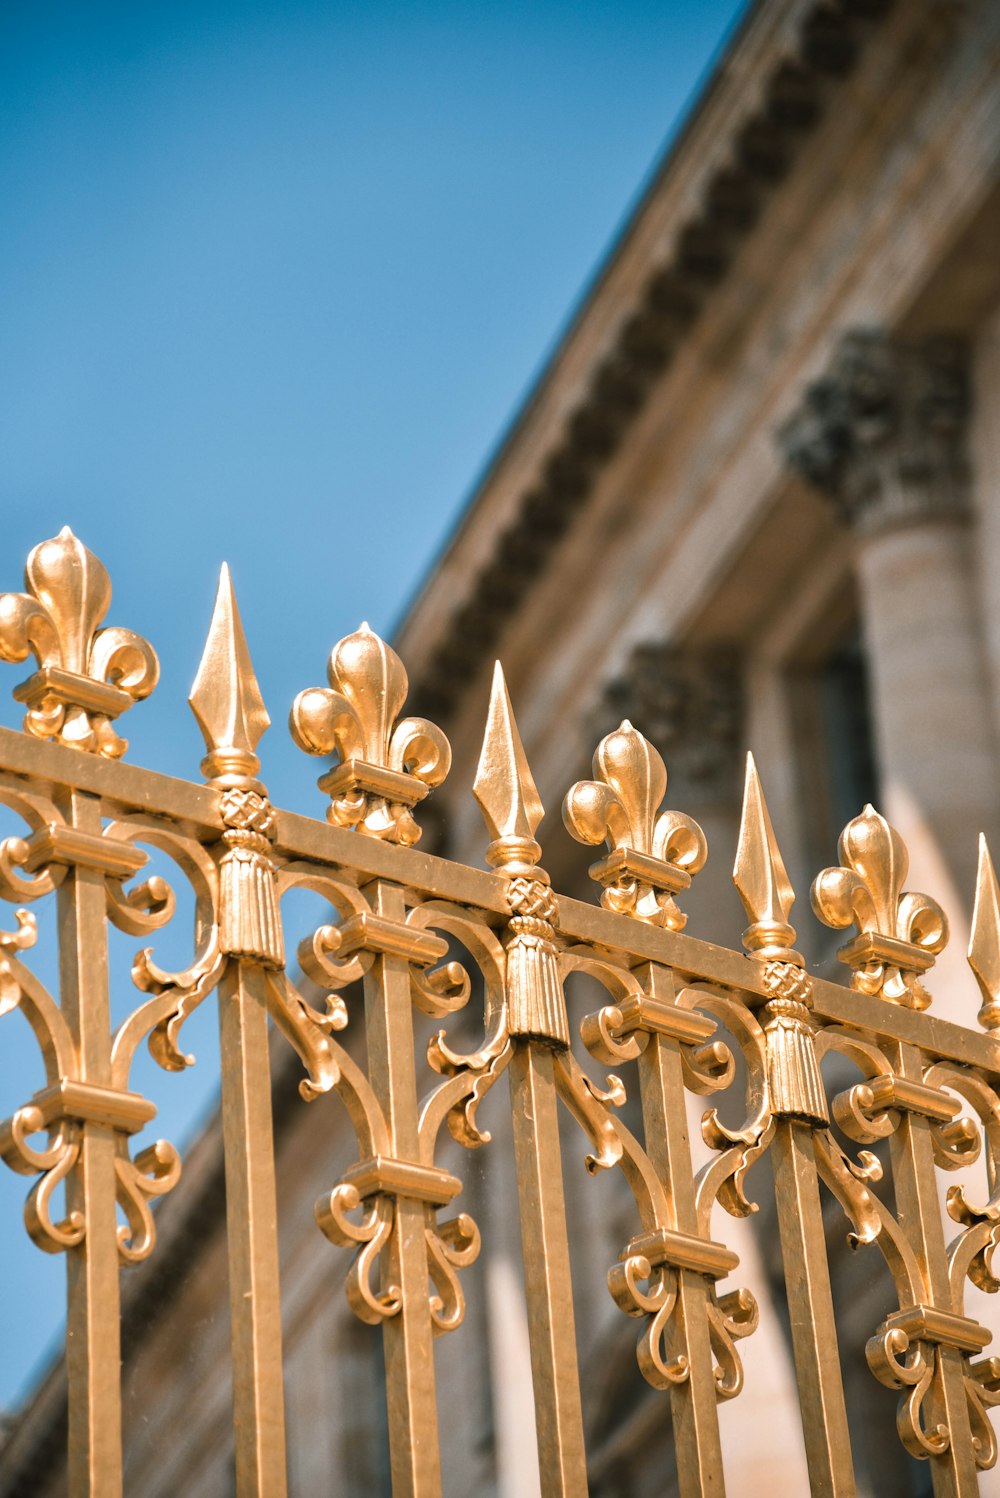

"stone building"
[3, 0, 1000, 1492]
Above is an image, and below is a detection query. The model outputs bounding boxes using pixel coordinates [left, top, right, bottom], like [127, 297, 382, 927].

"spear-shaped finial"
[189, 563, 270, 783]
[733, 753, 826, 1123]
[473, 661, 544, 872]
[970, 834, 1000, 1031]
[189, 565, 282, 968]
[733, 753, 798, 960]
[473, 662, 568, 1047]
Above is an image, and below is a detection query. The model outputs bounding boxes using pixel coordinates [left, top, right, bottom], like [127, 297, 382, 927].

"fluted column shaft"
[857, 517, 997, 894]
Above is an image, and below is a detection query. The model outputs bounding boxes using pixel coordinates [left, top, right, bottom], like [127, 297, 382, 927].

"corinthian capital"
[591, 645, 743, 808]
[780, 330, 970, 536]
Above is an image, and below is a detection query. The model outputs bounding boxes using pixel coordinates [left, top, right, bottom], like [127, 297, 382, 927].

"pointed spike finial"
[474, 661, 568, 1046]
[733, 753, 798, 958]
[473, 662, 544, 868]
[734, 754, 826, 1124]
[970, 834, 1000, 1031]
[189, 563, 270, 782]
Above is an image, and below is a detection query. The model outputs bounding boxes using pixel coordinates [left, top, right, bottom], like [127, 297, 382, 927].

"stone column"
[782, 329, 1000, 1489]
[782, 330, 1000, 924]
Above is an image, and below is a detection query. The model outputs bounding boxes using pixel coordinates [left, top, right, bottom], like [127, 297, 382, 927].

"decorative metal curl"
[708, 1287, 759, 1400]
[608, 1254, 689, 1389]
[0, 1104, 84, 1253]
[427, 1213, 481, 1335]
[866, 1324, 949, 1460]
[0, 780, 69, 903]
[421, 908, 511, 1153]
[114, 1138, 182, 1264]
[106, 817, 223, 1082]
[315, 1183, 401, 1324]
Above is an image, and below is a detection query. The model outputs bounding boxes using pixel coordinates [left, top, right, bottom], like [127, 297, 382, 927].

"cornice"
[404, 0, 896, 723]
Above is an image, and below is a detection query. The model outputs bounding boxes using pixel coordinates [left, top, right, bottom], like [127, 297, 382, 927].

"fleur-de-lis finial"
[811, 803, 949, 1010]
[563, 720, 706, 928]
[190, 565, 283, 969]
[290, 623, 451, 845]
[0, 528, 159, 758]
[733, 754, 827, 1124]
[474, 662, 567, 1047]
[969, 834, 1000, 1031]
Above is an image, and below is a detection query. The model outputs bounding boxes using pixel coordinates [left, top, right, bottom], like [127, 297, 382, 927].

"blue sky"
[0, 0, 747, 1412]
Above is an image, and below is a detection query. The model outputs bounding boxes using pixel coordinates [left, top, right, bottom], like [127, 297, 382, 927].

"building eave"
[397, 0, 895, 720]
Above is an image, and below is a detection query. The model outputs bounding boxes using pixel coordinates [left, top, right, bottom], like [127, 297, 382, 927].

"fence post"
[363, 878, 445, 1496]
[60, 787, 125, 1498]
[734, 755, 857, 1497]
[191, 565, 290, 1498]
[474, 663, 589, 1497]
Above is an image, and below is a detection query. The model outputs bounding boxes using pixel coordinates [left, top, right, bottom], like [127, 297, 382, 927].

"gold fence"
[1, 527, 999, 1497]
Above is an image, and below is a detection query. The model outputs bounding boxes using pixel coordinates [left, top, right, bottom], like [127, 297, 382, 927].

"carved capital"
[592, 646, 742, 806]
[781, 329, 971, 537]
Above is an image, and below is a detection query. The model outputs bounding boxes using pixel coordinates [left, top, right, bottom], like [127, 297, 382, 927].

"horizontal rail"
[1, 727, 996, 1076]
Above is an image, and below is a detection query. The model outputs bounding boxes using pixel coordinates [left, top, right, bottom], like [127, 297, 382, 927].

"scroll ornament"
[0, 819, 185, 1264]
[562, 950, 765, 1399]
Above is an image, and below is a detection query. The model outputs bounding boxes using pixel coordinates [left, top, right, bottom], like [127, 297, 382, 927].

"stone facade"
[4, 0, 1000, 1493]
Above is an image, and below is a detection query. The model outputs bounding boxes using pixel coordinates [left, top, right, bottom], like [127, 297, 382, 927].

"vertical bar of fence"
[771, 1116, 857, 1497]
[888, 1039, 980, 1498]
[188, 564, 291, 1498]
[508, 1038, 589, 1497]
[634, 963, 727, 1498]
[218, 962, 288, 1497]
[730, 753, 857, 1496]
[472, 662, 589, 1496]
[364, 878, 443, 1497]
[58, 788, 124, 1498]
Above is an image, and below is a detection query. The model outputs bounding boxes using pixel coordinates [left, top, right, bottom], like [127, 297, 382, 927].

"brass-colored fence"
[1, 527, 999, 1497]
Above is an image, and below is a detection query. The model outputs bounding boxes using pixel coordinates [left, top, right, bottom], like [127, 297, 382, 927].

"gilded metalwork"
[734, 753, 826, 1124]
[812, 801, 949, 1009]
[0, 528, 158, 757]
[969, 834, 1000, 1030]
[189, 564, 289, 1497]
[191, 565, 284, 968]
[564, 718, 707, 927]
[475, 661, 568, 1047]
[290, 621, 451, 843]
[1, 527, 999, 1498]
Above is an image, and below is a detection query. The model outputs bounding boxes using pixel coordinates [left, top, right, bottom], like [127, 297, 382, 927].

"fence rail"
[1, 527, 999, 1496]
